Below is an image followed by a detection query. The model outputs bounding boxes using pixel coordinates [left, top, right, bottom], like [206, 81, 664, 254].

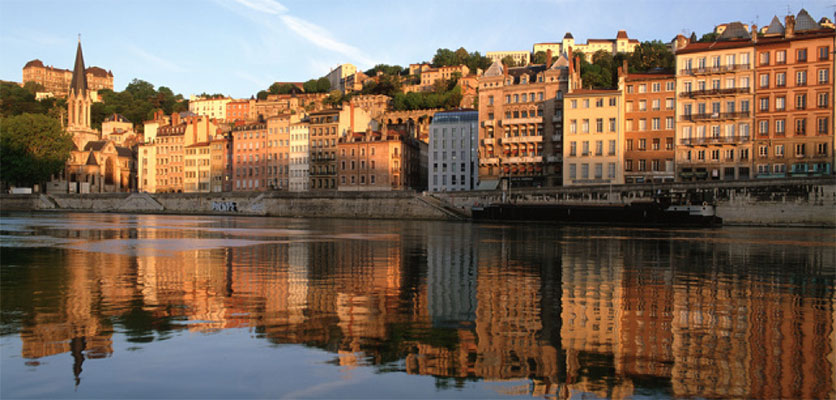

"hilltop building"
[22, 58, 113, 98]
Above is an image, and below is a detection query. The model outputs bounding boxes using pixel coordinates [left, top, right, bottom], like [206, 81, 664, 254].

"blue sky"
[1, 0, 833, 98]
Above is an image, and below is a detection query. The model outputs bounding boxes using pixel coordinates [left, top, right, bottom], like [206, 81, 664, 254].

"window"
[666, 98, 674, 110]
[639, 84, 646, 93]
[652, 82, 661, 92]
[626, 139, 633, 151]
[609, 97, 616, 106]
[759, 120, 769, 136]
[595, 140, 603, 156]
[665, 117, 674, 130]
[638, 119, 647, 131]
[775, 145, 784, 157]
[638, 159, 646, 171]
[608, 163, 616, 178]
[796, 143, 806, 156]
[795, 119, 806, 135]
[625, 160, 633, 171]
[818, 69, 829, 84]
[569, 164, 576, 179]
[608, 140, 616, 155]
[596, 118, 603, 133]
[652, 138, 660, 150]
[759, 145, 768, 157]
[638, 138, 646, 150]
[609, 118, 616, 132]
[796, 70, 807, 86]
[583, 99, 590, 108]
[569, 142, 576, 156]
[796, 94, 806, 110]
[797, 48, 807, 62]
[652, 99, 660, 110]
[818, 117, 830, 135]
[581, 163, 589, 179]
[759, 97, 769, 111]
[776, 50, 786, 64]
[666, 137, 674, 150]
[775, 119, 785, 135]
[775, 96, 785, 111]
[776, 72, 786, 87]
[666, 81, 675, 91]
[817, 143, 828, 155]
[652, 118, 660, 130]
[582, 119, 589, 133]
[759, 73, 769, 88]
[760, 52, 770, 65]
[594, 163, 603, 179]
[596, 98, 603, 107]
[639, 100, 646, 111]
[570, 120, 577, 133]
[582, 141, 589, 156]
[819, 46, 830, 61]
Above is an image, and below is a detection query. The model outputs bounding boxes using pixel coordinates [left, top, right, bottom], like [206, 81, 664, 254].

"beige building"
[308, 105, 374, 190]
[419, 65, 471, 91]
[563, 89, 625, 186]
[486, 51, 531, 66]
[477, 51, 577, 188]
[674, 25, 756, 181]
[289, 121, 310, 192]
[326, 63, 357, 93]
[22, 59, 113, 98]
[189, 95, 231, 120]
[337, 131, 423, 191]
[266, 114, 292, 190]
[184, 142, 211, 192]
[560, 31, 640, 56]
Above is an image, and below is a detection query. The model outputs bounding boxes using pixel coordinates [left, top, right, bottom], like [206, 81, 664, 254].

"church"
[49, 39, 136, 193]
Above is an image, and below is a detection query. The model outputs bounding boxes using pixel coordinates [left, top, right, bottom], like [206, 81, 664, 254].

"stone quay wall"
[1, 177, 834, 227]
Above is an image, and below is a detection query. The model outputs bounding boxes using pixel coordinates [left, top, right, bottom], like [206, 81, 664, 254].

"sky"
[1, 0, 833, 99]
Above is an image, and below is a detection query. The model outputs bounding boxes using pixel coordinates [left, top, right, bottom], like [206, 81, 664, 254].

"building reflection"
[6, 219, 835, 398]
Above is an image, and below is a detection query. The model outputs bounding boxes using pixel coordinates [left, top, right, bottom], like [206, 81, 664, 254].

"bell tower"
[67, 37, 99, 149]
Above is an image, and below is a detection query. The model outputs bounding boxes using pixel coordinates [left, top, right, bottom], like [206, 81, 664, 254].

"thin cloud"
[127, 46, 186, 73]
[226, 0, 375, 68]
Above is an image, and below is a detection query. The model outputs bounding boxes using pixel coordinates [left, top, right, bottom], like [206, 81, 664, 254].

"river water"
[0, 212, 834, 399]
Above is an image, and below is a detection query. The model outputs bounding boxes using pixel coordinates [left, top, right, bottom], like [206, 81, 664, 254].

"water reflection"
[1, 213, 834, 398]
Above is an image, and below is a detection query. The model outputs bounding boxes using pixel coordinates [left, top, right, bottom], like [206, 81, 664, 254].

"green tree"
[268, 82, 298, 95]
[627, 40, 675, 72]
[501, 55, 518, 68]
[364, 64, 404, 77]
[698, 32, 718, 43]
[432, 48, 457, 67]
[302, 77, 331, 93]
[0, 113, 73, 187]
[256, 90, 269, 100]
[532, 51, 548, 65]
[0, 82, 47, 117]
[361, 74, 402, 97]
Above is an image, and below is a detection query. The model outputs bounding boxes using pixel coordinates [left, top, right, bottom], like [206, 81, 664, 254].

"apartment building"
[266, 114, 291, 190]
[226, 99, 251, 122]
[420, 65, 471, 91]
[308, 105, 373, 190]
[486, 51, 531, 66]
[210, 136, 232, 192]
[22, 59, 113, 97]
[477, 51, 576, 188]
[563, 89, 625, 186]
[337, 131, 423, 191]
[326, 63, 357, 93]
[428, 110, 479, 192]
[754, 11, 835, 178]
[623, 71, 677, 183]
[189, 95, 231, 120]
[232, 122, 269, 191]
[184, 142, 211, 192]
[289, 121, 310, 192]
[534, 31, 640, 58]
[674, 25, 756, 181]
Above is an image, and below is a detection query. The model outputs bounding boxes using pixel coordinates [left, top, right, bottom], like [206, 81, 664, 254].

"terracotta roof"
[564, 32, 574, 39]
[566, 89, 620, 95]
[676, 39, 752, 54]
[24, 59, 44, 68]
[616, 30, 629, 39]
[626, 72, 675, 80]
[795, 9, 821, 32]
[186, 141, 210, 148]
[85, 66, 111, 78]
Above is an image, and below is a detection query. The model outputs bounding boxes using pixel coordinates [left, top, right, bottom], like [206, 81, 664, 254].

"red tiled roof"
[566, 89, 620, 95]
[676, 39, 753, 54]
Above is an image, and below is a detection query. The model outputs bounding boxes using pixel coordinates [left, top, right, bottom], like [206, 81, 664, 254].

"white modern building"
[428, 110, 479, 192]
[289, 121, 310, 192]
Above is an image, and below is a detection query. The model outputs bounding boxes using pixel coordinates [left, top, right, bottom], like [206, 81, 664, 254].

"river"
[1, 212, 834, 398]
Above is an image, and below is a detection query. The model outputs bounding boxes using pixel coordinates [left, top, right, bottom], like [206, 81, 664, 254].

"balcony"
[679, 135, 751, 146]
[500, 135, 543, 144]
[500, 117, 542, 126]
[678, 87, 750, 98]
[679, 111, 750, 122]
[481, 120, 494, 127]
[679, 63, 751, 76]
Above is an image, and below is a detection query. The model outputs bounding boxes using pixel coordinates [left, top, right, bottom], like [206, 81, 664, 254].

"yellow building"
[184, 142, 211, 192]
[189, 95, 231, 120]
[673, 25, 756, 181]
[486, 50, 531, 66]
[563, 89, 625, 186]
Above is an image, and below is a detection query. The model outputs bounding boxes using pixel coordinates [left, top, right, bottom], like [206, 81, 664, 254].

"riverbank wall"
[1, 177, 834, 227]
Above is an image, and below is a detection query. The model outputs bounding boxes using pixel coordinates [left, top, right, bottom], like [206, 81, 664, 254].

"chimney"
[171, 112, 180, 126]
[751, 24, 758, 43]
[503, 62, 509, 81]
[785, 15, 795, 38]
[546, 49, 553, 68]
[622, 59, 628, 76]
[674, 34, 689, 51]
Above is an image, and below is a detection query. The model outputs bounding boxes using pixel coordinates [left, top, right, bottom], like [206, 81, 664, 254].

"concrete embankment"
[0, 191, 460, 221]
[1, 177, 834, 227]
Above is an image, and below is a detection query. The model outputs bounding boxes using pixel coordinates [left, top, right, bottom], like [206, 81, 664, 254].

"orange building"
[336, 130, 422, 191]
[232, 121, 269, 191]
[753, 11, 835, 177]
[623, 71, 677, 183]
[266, 114, 291, 190]
[225, 99, 251, 122]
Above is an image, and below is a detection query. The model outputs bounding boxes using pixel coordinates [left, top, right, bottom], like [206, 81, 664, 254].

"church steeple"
[69, 37, 88, 97]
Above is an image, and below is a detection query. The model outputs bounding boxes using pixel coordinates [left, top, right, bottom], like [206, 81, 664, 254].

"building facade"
[22, 59, 113, 98]
[266, 114, 291, 190]
[674, 32, 756, 181]
[226, 100, 251, 122]
[486, 51, 531, 66]
[232, 122, 268, 191]
[477, 52, 576, 188]
[184, 142, 211, 192]
[428, 110, 479, 192]
[326, 63, 357, 93]
[623, 72, 677, 183]
[753, 12, 835, 178]
[189, 96, 231, 120]
[563, 89, 625, 186]
[337, 131, 423, 191]
[289, 121, 310, 192]
[308, 105, 373, 190]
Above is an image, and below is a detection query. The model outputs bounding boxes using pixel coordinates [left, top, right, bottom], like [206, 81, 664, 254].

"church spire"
[69, 37, 87, 97]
